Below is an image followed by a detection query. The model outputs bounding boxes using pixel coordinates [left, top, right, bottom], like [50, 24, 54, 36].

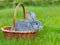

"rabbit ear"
[26, 12, 32, 21]
[26, 11, 37, 22]
[29, 12, 36, 21]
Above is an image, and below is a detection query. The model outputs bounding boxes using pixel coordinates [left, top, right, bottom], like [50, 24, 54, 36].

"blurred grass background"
[0, 0, 60, 45]
[0, 0, 60, 8]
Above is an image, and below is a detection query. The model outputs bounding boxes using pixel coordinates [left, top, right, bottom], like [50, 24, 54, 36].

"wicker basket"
[1, 3, 37, 39]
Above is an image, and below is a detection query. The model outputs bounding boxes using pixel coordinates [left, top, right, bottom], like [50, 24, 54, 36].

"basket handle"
[14, 3, 26, 31]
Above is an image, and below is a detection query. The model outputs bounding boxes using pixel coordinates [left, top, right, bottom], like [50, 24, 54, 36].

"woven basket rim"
[1, 26, 37, 33]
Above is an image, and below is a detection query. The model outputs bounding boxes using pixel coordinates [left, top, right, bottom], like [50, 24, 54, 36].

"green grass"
[0, 6, 60, 45]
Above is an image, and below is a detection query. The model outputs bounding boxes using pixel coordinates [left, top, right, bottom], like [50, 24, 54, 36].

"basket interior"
[2, 26, 37, 33]
[4, 27, 11, 31]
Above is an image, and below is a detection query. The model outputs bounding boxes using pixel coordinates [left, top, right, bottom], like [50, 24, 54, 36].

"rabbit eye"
[36, 23, 38, 25]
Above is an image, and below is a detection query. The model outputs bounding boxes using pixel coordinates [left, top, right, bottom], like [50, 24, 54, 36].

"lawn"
[0, 6, 60, 45]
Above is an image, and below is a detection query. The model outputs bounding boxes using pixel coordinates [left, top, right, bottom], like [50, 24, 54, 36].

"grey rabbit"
[11, 11, 42, 31]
